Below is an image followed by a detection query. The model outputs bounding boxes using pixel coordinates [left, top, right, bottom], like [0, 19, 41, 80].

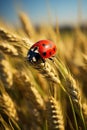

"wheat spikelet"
[0, 51, 13, 88]
[46, 96, 65, 130]
[19, 12, 35, 38]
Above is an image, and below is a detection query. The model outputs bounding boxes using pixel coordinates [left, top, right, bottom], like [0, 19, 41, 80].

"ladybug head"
[27, 47, 45, 63]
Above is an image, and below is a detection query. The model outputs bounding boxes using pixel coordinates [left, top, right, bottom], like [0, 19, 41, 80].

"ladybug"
[27, 40, 57, 63]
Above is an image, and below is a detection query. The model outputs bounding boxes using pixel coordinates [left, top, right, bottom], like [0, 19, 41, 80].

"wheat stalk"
[46, 96, 65, 130]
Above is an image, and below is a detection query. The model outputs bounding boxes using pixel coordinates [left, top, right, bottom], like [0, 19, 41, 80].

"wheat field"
[0, 12, 87, 130]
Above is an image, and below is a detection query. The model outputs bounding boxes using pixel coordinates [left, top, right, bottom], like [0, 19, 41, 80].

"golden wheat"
[0, 11, 87, 130]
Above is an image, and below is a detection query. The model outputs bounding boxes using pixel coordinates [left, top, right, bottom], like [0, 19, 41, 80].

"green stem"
[60, 83, 79, 130]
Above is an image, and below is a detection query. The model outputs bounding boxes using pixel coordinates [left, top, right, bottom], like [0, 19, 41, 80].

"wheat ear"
[54, 58, 81, 109]
[0, 42, 19, 56]
[46, 96, 65, 130]
[13, 71, 44, 109]
[13, 70, 45, 129]
[54, 58, 86, 130]
[0, 81, 18, 121]
[0, 51, 13, 88]
[19, 12, 35, 38]
[0, 28, 33, 48]
[28, 61, 60, 84]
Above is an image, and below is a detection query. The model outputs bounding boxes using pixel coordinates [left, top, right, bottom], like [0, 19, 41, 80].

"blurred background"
[0, 0, 87, 28]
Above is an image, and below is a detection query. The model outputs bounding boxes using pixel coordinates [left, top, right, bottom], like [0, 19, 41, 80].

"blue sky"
[0, 0, 87, 26]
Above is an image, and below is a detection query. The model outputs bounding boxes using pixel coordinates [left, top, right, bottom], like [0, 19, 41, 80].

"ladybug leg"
[41, 58, 45, 63]
[41, 58, 46, 67]
[49, 57, 53, 60]
[49, 57, 55, 63]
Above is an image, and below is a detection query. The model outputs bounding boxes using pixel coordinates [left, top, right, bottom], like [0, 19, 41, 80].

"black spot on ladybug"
[42, 43, 46, 46]
[42, 52, 46, 56]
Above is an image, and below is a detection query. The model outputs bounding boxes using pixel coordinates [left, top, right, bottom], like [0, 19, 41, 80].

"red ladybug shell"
[31, 40, 56, 59]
